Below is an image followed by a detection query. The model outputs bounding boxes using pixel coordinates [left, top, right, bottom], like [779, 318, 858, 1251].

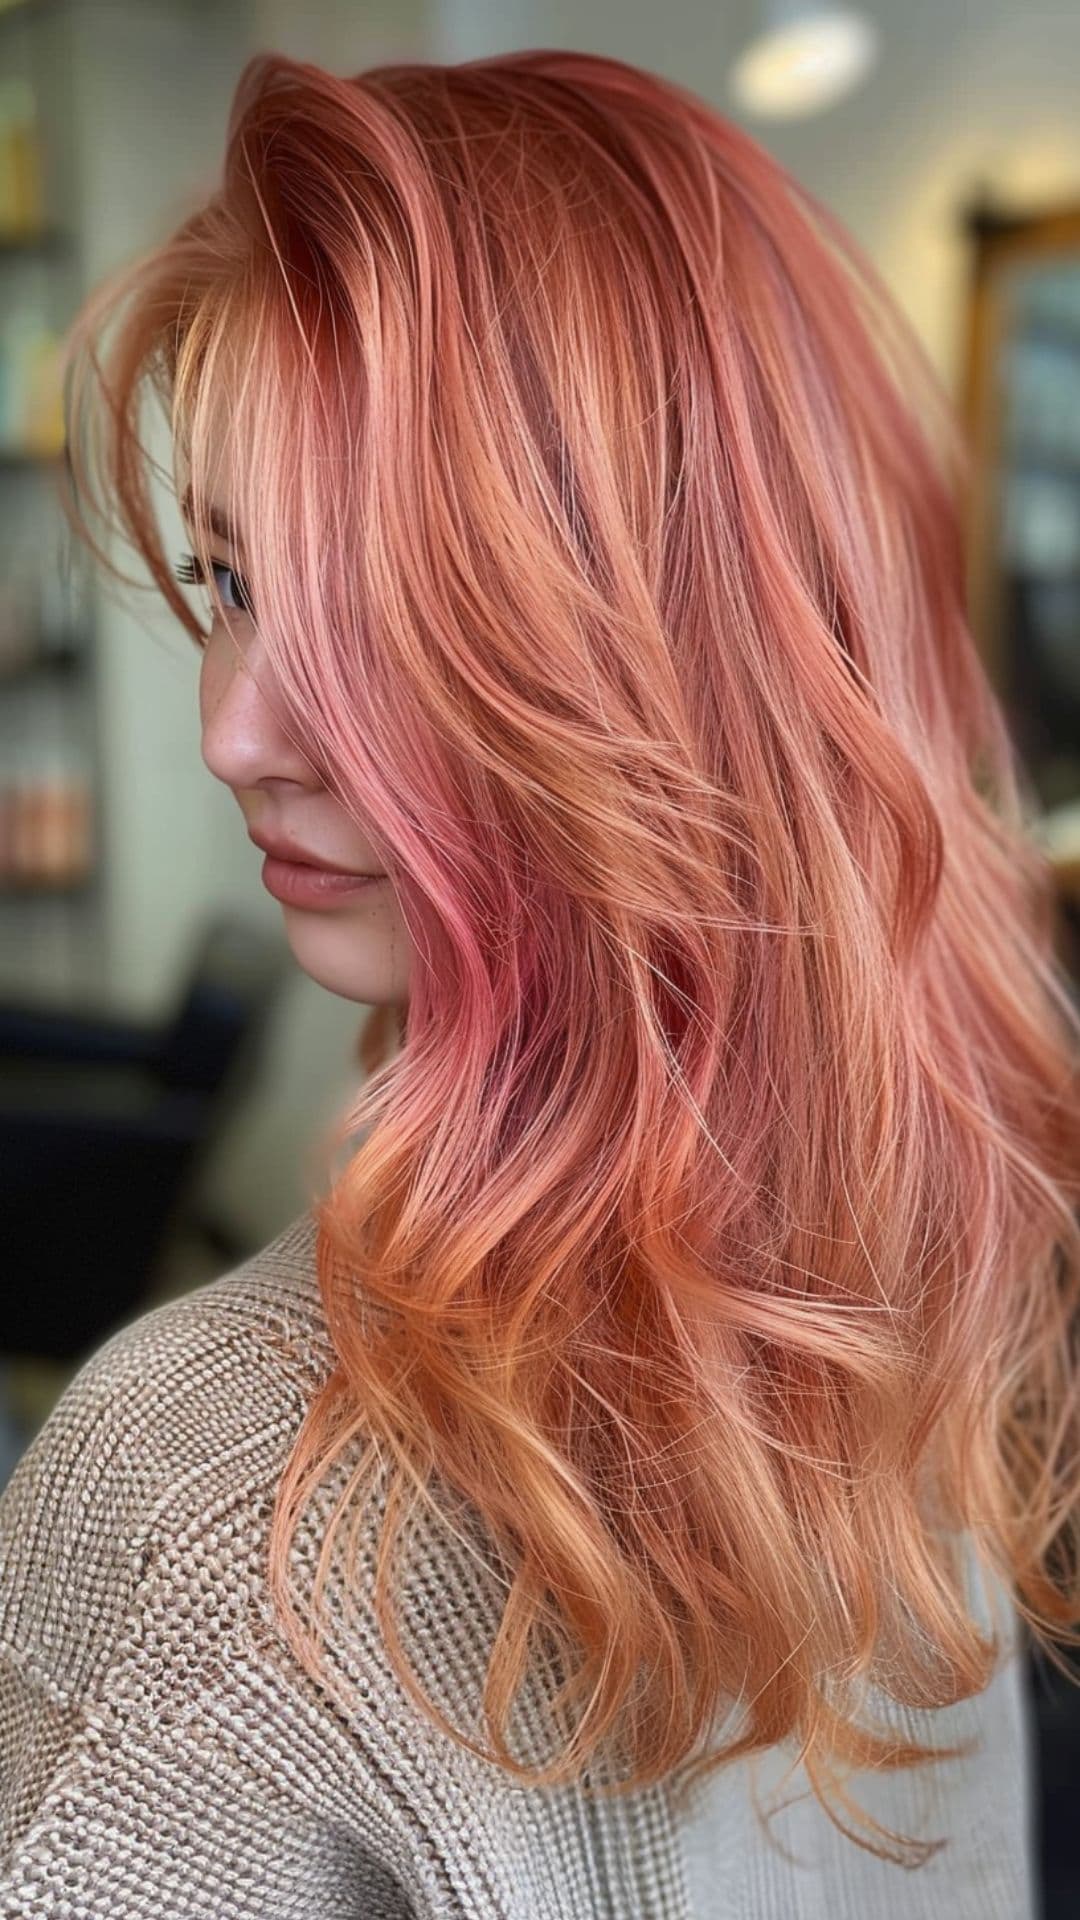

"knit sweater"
[0, 1206, 1039, 1918]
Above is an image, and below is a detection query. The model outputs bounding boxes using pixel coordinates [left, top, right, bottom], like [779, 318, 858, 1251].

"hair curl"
[57, 45, 1080, 1866]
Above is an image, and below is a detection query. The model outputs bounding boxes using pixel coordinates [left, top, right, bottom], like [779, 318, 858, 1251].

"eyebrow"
[179, 484, 245, 557]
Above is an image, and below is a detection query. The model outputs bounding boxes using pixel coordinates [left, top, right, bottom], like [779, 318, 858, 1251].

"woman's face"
[188, 494, 412, 1010]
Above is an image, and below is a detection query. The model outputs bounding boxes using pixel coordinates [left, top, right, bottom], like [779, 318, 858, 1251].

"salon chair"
[0, 913, 290, 1360]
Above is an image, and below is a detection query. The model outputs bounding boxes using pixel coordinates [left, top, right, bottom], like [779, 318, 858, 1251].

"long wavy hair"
[58, 45, 1080, 1865]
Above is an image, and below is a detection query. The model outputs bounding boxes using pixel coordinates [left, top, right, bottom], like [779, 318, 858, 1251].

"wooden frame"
[958, 192, 1080, 948]
[959, 189, 1080, 699]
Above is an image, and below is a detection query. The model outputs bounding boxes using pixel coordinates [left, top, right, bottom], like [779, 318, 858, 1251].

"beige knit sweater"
[0, 1207, 1039, 1917]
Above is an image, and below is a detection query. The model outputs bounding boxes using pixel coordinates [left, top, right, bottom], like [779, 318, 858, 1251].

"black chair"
[0, 913, 292, 1360]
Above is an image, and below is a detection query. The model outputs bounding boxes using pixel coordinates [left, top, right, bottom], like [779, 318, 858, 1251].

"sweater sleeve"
[0, 1298, 419, 1919]
[0, 1635, 401, 1919]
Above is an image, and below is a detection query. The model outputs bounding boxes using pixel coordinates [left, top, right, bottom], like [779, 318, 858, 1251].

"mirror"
[960, 191, 1080, 972]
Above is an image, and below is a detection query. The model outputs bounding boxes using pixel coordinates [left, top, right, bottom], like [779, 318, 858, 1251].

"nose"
[199, 622, 317, 792]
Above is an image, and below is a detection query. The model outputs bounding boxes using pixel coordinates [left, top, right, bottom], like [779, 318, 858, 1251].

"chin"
[280, 903, 411, 1007]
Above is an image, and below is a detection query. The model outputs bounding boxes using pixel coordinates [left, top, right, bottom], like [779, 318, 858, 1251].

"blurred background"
[2, 1, 1080, 1910]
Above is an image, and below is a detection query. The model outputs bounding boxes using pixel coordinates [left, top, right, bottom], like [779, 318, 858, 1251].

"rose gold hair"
[58, 46, 1080, 1864]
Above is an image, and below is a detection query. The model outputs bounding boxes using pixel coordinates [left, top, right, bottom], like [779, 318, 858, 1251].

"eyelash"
[173, 551, 255, 619]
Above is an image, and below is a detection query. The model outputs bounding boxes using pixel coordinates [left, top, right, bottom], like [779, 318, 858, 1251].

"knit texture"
[0, 1207, 1039, 1918]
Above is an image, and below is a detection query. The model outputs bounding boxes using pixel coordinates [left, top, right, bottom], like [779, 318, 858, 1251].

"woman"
[1, 44, 1077, 1919]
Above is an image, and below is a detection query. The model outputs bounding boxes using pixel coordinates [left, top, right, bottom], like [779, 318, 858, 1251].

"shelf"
[0, 0, 66, 29]
[1019, 318, 1080, 358]
[0, 225, 72, 258]
[0, 639, 87, 687]
[1007, 568, 1080, 585]
[1004, 448, 1080, 482]
[0, 869, 97, 898]
[0, 443, 65, 468]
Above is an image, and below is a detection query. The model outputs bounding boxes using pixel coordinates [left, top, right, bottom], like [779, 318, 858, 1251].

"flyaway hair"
[56, 45, 1080, 1866]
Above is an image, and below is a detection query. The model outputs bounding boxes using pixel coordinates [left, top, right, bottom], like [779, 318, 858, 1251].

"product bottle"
[0, 77, 43, 235]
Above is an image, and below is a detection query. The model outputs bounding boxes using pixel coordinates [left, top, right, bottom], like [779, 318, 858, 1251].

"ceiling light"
[729, 2, 880, 120]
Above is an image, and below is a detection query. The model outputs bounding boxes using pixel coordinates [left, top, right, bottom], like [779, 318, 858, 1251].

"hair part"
[57, 45, 1080, 1866]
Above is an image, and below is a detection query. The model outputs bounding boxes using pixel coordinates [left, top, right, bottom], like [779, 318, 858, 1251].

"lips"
[246, 828, 380, 877]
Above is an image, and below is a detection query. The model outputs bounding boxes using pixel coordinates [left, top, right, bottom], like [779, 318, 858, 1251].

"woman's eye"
[173, 551, 255, 618]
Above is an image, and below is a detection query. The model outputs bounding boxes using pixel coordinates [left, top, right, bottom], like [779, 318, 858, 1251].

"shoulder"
[0, 1208, 333, 1705]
